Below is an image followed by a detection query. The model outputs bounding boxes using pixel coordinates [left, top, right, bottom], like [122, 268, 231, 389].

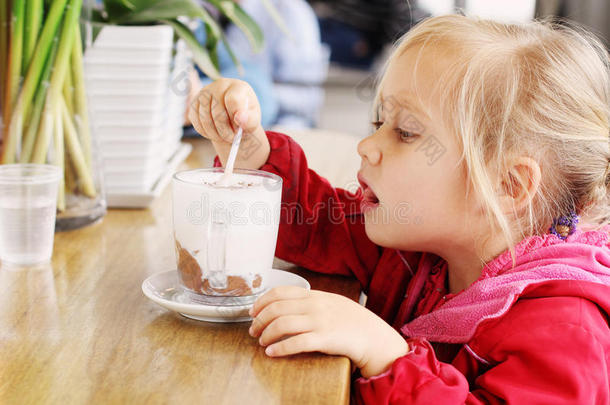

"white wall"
[466, 0, 536, 22]
[419, 0, 536, 22]
[419, 0, 455, 16]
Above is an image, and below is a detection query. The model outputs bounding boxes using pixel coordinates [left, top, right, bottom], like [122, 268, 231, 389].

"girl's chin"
[363, 220, 394, 246]
[363, 210, 422, 250]
[364, 224, 417, 251]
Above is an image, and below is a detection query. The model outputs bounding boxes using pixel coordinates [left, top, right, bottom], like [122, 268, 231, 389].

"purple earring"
[549, 211, 579, 240]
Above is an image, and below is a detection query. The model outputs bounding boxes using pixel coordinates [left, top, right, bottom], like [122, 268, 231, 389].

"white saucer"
[142, 269, 310, 323]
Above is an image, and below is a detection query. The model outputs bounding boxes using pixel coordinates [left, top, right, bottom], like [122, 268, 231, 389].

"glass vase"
[0, 0, 106, 231]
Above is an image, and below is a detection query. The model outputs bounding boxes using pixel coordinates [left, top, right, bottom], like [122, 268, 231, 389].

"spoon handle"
[224, 126, 242, 176]
[222, 99, 249, 179]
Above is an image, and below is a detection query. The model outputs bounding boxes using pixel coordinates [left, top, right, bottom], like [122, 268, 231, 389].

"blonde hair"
[377, 15, 610, 248]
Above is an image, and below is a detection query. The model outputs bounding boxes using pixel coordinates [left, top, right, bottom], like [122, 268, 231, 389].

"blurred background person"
[309, 0, 429, 69]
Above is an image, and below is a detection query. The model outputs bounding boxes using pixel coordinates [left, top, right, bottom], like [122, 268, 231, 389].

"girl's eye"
[372, 121, 383, 130]
[397, 129, 419, 143]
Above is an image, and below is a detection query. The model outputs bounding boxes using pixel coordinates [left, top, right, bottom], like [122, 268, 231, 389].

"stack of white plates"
[84, 25, 191, 206]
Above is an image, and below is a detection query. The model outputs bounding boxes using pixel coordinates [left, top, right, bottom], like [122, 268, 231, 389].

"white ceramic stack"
[84, 24, 191, 207]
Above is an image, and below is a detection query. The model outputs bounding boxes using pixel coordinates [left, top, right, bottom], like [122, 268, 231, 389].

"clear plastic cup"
[0, 164, 61, 266]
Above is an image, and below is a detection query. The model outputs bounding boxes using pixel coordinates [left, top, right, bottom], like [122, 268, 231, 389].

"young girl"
[189, 15, 610, 404]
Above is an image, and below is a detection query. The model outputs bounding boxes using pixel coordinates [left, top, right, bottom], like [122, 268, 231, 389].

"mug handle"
[206, 207, 229, 289]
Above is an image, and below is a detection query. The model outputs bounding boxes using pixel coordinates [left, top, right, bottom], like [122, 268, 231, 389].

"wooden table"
[0, 139, 361, 405]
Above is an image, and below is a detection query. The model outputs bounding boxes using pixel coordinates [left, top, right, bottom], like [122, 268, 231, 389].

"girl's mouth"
[358, 174, 380, 213]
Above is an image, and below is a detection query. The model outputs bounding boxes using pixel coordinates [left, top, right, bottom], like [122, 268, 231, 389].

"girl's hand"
[249, 286, 410, 378]
[188, 78, 270, 170]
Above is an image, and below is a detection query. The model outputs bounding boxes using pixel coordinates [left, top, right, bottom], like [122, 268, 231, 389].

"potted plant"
[84, 0, 275, 208]
[90, 0, 277, 80]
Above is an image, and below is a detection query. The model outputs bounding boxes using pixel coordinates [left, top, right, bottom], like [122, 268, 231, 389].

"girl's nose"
[357, 134, 382, 165]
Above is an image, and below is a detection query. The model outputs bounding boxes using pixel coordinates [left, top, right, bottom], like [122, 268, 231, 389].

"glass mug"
[172, 168, 282, 305]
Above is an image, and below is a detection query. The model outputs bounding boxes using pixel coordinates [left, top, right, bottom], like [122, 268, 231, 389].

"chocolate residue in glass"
[252, 274, 262, 289]
[175, 239, 263, 296]
[175, 240, 203, 292]
[201, 276, 253, 296]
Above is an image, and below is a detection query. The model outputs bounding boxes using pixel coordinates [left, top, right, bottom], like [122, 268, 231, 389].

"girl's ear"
[497, 157, 542, 214]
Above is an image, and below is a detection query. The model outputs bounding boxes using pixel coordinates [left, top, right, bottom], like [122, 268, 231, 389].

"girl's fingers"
[224, 84, 259, 133]
[249, 297, 309, 337]
[257, 314, 313, 346]
[210, 87, 235, 143]
[195, 91, 221, 141]
[250, 286, 310, 318]
[265, 332, 321, 357]
[209, 96, 233, 143]
[189, 79, 235, 143]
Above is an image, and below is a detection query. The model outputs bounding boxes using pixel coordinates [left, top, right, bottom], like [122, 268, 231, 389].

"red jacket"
[244, 131, 610, 404]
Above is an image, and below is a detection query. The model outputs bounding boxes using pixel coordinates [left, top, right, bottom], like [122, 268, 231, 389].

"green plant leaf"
[205, 24, 220, 68]
[103, 0, 135, 21]
[107, 0, 206, 24]
[90, 8, 108, 23]
[197, 5, 244, 75]
[5, 0, 25, 119]
[0, 1, 9, 112]
[23, 0, 44, 75]
[207, 0, 263, 53]
[198, 4, 220, 46]
[163, 19, 220, 80]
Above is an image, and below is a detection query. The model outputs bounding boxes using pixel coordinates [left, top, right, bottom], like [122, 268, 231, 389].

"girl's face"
[357, 46, 483, 254]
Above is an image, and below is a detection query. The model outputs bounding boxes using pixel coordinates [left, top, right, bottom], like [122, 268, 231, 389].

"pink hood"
[401, 227, 610, 343]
